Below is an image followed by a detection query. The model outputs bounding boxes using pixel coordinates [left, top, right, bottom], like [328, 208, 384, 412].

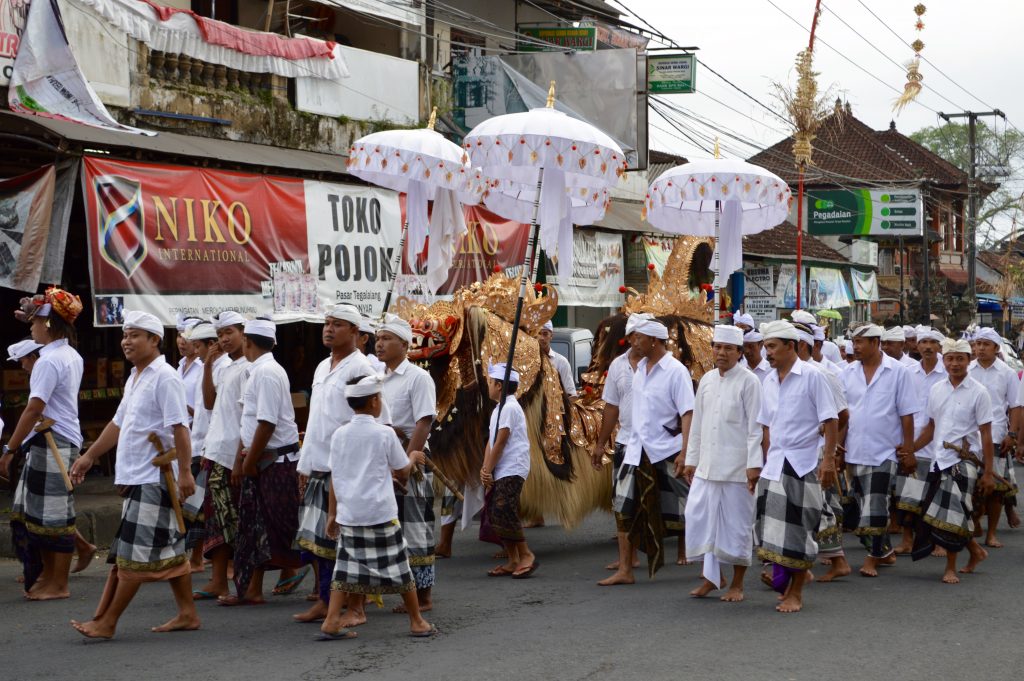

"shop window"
[879, 248, 895, 276]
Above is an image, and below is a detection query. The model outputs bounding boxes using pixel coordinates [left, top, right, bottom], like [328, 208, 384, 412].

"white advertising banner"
[546, 230, 624, 308]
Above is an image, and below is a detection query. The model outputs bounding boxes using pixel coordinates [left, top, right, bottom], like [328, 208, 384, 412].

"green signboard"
[647, 54, 696, 94]
[807, 188, 922, 236]
[518, 26, 596, 52]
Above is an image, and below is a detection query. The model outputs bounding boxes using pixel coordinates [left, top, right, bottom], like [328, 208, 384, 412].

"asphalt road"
[1, 511, 1020, 681]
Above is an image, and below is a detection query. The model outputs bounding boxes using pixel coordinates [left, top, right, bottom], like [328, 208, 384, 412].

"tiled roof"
[747, 105, 970, 188]
[939, 265, 993, 292]
[743, 222, 849, 264]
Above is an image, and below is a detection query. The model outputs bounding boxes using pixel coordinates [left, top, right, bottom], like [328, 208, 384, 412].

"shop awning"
[0, 110, 344, 175]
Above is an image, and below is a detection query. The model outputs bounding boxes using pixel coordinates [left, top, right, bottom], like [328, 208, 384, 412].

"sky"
[624, 0, 1022, 173]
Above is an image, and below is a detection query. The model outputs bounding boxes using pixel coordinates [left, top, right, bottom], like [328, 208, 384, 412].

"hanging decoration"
[892, 4, 927, 114]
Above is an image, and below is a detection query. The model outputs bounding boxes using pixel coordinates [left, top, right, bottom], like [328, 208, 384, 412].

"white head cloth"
[633, 318, 669, 340]
[325, 304, 362, 327]
[345, 373, 384, 398]
[852, 324, 883, 339]
[123, 310, 164, 338]
[488, 362, 521, 383]
[844, 340, 854, 354]
[625, 313, 651, 336]
[213, 311, 245, 330]
[713, 325, 744, 347]
[791, 310, 816, 325]
[902, 325, 917, 338]
[733, 312, 755, 328]
[915, 326, 943, 343]
[7, 339, 43, 361]
[973, 327, 1002, 346]
[358, 316, 376, 335]
[792, 322, 814, 347]
[189, 322, 217, 341]
[542, 321, 554, 332]
[812, 325, 826, 342]
[244, 318, 276, 341]
[760, 320, 799, 341]
[881, 327, 906, 342]
[942, 338, 972, 355]
[378, 313, 413, 344]
[743, 330, 763, 343]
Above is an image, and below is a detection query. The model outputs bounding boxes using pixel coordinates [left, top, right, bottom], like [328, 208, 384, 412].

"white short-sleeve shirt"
[626, 353, 695, 466]
[239, 353, 299, 453]
[908, 360, 947, 460]
[112, 355, 189, 485]
[969, 358, 1020, 443]
[841, 354, 920, 466]
[490, 396, 531, 480]
[548, 349, 577, 397]
[602, 352, 638, 446]
[758, 359, 838, 481]
[746, 356, 773, 383]
[203, 356, 249, 468]
[928, 376, 992, 471]
[178, 356, 203, 415]
[190, 353, 230, 457]
[381, 359, 436, 442]
[685, 363, 763, 482]
[29, 339, 84, 446]
[298, 351, 372, 475]
[330, 414, 409, 526]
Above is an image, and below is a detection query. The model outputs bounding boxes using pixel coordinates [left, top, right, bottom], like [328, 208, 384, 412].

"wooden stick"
[148, 433, 186, 534]
[424, 458, 464, 502]
[35, 417, 73, 492]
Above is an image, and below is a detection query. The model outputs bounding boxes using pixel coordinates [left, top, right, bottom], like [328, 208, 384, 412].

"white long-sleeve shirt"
[685, 363, 763, 482]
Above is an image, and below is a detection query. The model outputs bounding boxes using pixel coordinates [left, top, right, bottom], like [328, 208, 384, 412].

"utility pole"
[938, 109, 1006, 321]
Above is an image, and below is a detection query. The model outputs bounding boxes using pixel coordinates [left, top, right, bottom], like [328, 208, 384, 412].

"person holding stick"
[69, 310, 199, 639]
[1, 288, 84, 601]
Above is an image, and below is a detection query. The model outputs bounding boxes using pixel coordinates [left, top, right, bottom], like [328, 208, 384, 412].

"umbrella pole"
[380, 220, 408, 320]
[713, 200, 721, 324]
[796, 165, 804, 310]
[498, 167, 546, 416]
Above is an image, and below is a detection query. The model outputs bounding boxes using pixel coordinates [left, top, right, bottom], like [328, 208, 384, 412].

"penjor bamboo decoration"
[893, 4, 927, 114]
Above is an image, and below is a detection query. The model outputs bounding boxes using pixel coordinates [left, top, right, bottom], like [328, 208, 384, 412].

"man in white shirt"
[378, 313, 438, 614]
[293, 304, 371, 623]
[183, 321, 219, 572]
[910, 338, 994, 581]
[968, 326, 1021, 548]
[192, 310, 247, 600]
[742, 329, 772, 383]
[175, 317, 203, 421]
[791, 322, 852, 582]
[881, 326, 918, 369]
[755, 320, 838, 614]
[539, 321, 577, 397]
[842, 324, 918, 578]
[811, 326, 844, 375]
[357, 315, 386, 373]
[223, 318, 303, 606]
[69, 311, 198, 639]
[682, 325, 762, 602]
[591, 314, 643, 576]
[903, 325, 921, 360]
[606, 314, 694, 584]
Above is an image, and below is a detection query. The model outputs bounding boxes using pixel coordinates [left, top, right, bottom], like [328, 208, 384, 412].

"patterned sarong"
[486, 475, 525, 544]
[397, 468, 436, 590]
[755, 460, 823, 571]
[202, 460, 239, 556]
[992, 446, 1019, 496]
[613, 452, 688, 578]
[183, 457, 208, 551]
[295, 472, 336, 559]
[107, 481, 189, 580]
[912, 464, 972, 559]
[850, 460, 896, 558]
[233, 457, 302, 596]
[11, 434, 78, 538]
[331, 519, 416, 595]
[894, 458, 931, 525]
[817, 483, 845, 558]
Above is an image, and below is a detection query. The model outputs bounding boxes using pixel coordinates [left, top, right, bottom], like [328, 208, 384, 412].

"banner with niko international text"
[83, 156, 402, 325]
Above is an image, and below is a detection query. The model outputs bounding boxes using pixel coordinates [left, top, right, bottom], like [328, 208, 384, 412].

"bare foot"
[1008, 508, 1021, 529]
[960, 545, 988, 574]
[293, 602, 328, 623]
[492, 550, 508, 560]
[71, 619, 114, 639]
[25, 586, 70, 601]
[337, 610, 368, 628]
[776, 595, 803, 613]
[942, 569, 960, 584]
[972, 524, 983, 538]
[392, 603, 432, 614]
[435, 549, 451, 559]
[152, 614, 201, 632]
[932, 546, 948, 557]
[597, 573, 635, 586]
[676, 558, 692, 566]
[605, 559, 639, 570]
[190, 563, 205, 574]
[72, 545, 97, 574]
[689, 579, 722, 598]
[859, 560, 879, 578]
[819, 558, 832, 566]
[985, 536, 1003, 548]
[878, 554, 897, 566]
[893, 544, 913, 555]
[817, 562, 852, 583]
[721, 587, 744, 602]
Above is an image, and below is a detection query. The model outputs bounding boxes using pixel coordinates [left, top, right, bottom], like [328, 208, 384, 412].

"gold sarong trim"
[408, 555, 435, 567]
[329, 580, 416, 595]
[115, 554, 187, 572]
[895, 501, 923, 514]
[11, 514, 76, 537]
[296, 537, 336, 560]
[853, 526, 887, 537]
[756, 548, 814, 571]
[922, 514, 972, 538]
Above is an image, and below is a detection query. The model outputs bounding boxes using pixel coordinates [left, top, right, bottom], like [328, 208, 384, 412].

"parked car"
[1000, 339, 1024, 373]
[550, 327, 594, 390]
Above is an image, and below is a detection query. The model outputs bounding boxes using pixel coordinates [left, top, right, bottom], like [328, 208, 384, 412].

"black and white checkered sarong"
[397, 469, 436, 589]
[922, 464, 972, 548]
[108, 480, 189, 573]
[894, 458, 931, 519]
[614, 454, 688, 534]
[331, 520, 416, 595]
[11, 434, 78, 536]
[756, 461, 823, 571]
[849, 460, 897, 536]
[295, 472, 336, 559]
[183, 459, 208, 551]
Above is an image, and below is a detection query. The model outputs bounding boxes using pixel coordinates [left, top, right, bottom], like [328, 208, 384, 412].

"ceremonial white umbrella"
[463, 83, 625, 401]
[346, 108, 473, 315]
[645, 157, 791, 322]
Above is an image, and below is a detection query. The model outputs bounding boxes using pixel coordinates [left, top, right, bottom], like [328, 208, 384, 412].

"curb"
[0, 504, 123, 560]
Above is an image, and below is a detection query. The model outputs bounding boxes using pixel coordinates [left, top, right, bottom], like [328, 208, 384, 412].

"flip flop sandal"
[409, 624, 437, 638]
[511, 561, 539, 579]
[217, 596, 265, 607]
[316, 630, 358, 641]
[273, 567, 310, 595]
[487, 566, 514, 577]
[192, 590, 220, 600]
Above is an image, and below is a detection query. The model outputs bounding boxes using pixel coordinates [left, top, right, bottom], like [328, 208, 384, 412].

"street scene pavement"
[1, 507, 1019, 681]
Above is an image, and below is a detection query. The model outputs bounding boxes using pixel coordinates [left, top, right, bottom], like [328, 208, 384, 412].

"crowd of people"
[2, 285, 1021, 644]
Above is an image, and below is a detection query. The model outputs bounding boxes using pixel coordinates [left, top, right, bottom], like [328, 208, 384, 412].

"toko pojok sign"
[807, 188, 923, 237]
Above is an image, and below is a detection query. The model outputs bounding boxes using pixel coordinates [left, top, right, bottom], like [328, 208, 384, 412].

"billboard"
[807, 188, 923, 236]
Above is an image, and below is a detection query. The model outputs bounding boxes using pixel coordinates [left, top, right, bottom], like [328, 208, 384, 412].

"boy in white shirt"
[320, 375, 433, 640]
[480, 363, 538, 579]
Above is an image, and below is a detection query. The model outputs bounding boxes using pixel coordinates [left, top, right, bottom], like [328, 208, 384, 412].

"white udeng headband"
[345, 374, 384, 398]
[488, 363, 521, 383]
